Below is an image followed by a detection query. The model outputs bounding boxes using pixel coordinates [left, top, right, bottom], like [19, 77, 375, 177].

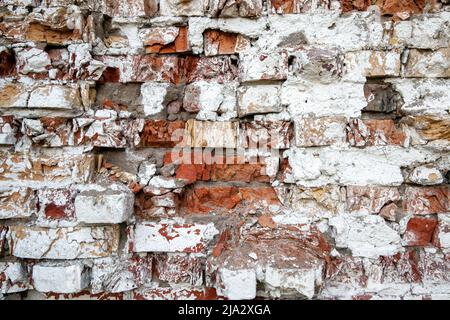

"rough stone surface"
[0, 0, 449, 301]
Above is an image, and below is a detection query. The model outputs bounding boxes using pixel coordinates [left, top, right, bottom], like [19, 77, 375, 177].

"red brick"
[135, 192, 179, 219]
[138, 120, 185, 147]
[129, 55, 183, 83]
[403, 217, 438, 246]
[239, 187, 281, 207]
[377, 0, 428, 17]
[404, 186, 449, 215]
[165, 152, 269, 184]
[99, 67, 120, 83]
[144, 27, 190, 54]
[347, 119, 406, 146]
[183, 56, 238, 84]
[204, 30, 249, 56]
[239, 121, 292, 150]
[341, 0, 372, 12]
[181, 186, 242, 214]
[38, 188, 76, 220]
[181, 186, 281, 214]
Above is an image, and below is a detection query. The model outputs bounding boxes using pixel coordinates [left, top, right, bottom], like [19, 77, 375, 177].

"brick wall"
[0, 0, 449, 300]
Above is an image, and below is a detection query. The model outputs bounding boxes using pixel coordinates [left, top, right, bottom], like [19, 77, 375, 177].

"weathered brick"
[270, 0, 339, 13]
[133, 287, 218, 300]
[205, 0, 263, 17]
[377, 0, 430, 18]
[344, 50, 401, 80]
[239, 121, 292, 149]
[211, 226, 330, 299]
[160, 0, 205, 16]
[181, 186, 242, 214]
[239, 50, 288, 82]
[329, 215, 402, 258]
[138, 120, 185, 147]
[0, 260, 29, 294]
[402, 217, 438, 247]
[404, 186, 449, 215]
[91, 255, 152, 293]
[204, 30, 250, 56]
[8, 226, 120, 259]
[32, 262, 89, 294]
[432, 214, 450, 249]
[275, 185, 345, 220]
[183, 81, 237, 121]
[74, 184, 134, 224]
[409, 165, 444, 185]
[14, 47, 51, 75]
[387, 79, 450, 116]
[28, 85, 83, 111]
[154, 253, 203, 286]
[288, 147, 422, 187]
[183, 55, 239, 83]
[23, 290, 125, 300]
[183, 120, 238, 148]
[294, 116, 347, 147]
[105, 0, 159, 17]
[0, 116, 17, 145]
[37, 188, 76, 221]
[340, 0, 371, 12]
[219, 268, 256, 300]
[181, 186, 280, 214]
[13, 8, 83, 45]
[133, 222, 219, 253]
[282, 81, 366, 118]
[141, 26, 190, 54]
[0, 151, 94, 186]
[166, 152, 269, 184]
[237, 84, 282, 117]
[363, 82, 402, 113]
[347, 119, 407, 147]
[0, 188, 36, 219]
[404, 48, 450, 78]
[346, 186, 401, 215]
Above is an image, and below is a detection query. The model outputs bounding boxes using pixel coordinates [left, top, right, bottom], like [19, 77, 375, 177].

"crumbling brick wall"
[0, 0, 449, 300]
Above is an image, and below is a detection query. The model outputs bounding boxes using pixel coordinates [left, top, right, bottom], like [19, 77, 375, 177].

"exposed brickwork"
[0, 0, 449, 301]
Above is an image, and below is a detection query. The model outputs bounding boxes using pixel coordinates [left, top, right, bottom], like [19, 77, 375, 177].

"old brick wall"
[0, 0, 449, 300]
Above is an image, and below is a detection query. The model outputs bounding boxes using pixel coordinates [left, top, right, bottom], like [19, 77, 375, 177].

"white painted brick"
[239, 49, 288, 82]
[133, 222, 218, 253]
[28, 85, 83, 110]
[329, 215, 402, 258]
[219, 268, 256, 300]
[238, 84, 281, 117]
[287, 146, 442, 187]
[32, 263, 89, 293]
[263, 266, 320, 299]
[386, 79, 450, 116]
[183, 81, 237, 121]
[282, 80, 366, 118]
[8, 226, 120, 259]
[0, 260, 29, 294]
[75, 183, 134, 224]
[140, 82, 171, 116]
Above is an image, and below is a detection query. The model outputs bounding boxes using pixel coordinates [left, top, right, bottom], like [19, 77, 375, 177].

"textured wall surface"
[0, 0, 449, 300]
